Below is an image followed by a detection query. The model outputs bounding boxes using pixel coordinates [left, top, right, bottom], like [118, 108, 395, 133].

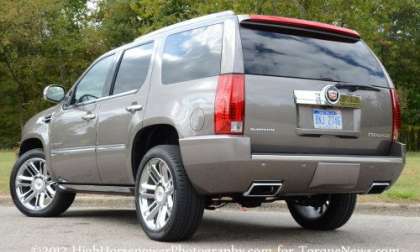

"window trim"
[109, 41, 155, 96]
[64, 53, 118, 109]
[160, 22, 224, 85]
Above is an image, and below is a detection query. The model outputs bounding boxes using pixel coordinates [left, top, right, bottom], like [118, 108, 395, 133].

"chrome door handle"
[81, 113, 96, 121]
[126, 104, 143, 113]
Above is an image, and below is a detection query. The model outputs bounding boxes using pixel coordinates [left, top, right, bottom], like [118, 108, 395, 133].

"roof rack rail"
[134, 10, 235, 41]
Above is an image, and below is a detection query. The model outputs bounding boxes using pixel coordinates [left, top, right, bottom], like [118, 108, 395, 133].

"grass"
[361, 152, 420, 203]
[0, 150, 15, 195]
[0, 150, 419, 203]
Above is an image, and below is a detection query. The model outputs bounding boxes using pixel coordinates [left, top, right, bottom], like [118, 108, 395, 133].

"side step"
[58, 184, 135, 195]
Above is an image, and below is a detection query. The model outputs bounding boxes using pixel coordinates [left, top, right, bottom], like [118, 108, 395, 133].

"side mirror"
[43, 85, 65, 103]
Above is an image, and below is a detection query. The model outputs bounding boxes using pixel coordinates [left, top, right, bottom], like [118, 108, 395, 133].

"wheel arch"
[130, 124, 180, 180]
[19, 137, 44, 156]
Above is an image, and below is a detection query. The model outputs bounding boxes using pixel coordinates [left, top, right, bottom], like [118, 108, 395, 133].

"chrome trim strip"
[296, 128, 360, 137]
[180, 135, 247, 141]
[252, 154, 403, 164]
[294, 90, 361, 108]
[52, 144, 126, 156]
[243, 182, 283, 197]
[51, 146, 96, 156]
[73, 89, 138, 107]
[294, 90, 322, 105]
[97, 89, 138, 103]
[96, 144, 127, 152]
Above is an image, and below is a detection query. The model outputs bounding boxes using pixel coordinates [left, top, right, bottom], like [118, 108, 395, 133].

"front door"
[50, 103, 99, 183]
[96, 42, 154, 184]
[49, 54, 117, 183]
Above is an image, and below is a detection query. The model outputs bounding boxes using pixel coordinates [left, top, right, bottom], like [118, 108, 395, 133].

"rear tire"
[286, 194, 356, 230]
[10, 149, 76, 217]
[135, 145, 204, 241]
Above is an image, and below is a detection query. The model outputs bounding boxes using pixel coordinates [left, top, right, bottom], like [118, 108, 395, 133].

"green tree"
[0, 0, 106, 147]
[96, 0, 143, 48]
[0, 0, 418, 149]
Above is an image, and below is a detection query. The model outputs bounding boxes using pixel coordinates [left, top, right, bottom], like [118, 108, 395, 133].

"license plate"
[313, 109, 343, 129]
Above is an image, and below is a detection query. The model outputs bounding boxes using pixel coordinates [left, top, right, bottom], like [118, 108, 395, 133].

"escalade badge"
[322, 85, 340, 105]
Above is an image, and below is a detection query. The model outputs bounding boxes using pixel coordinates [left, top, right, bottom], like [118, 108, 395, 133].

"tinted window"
[113, 43, 154, 94]
[240, 25, 388, 87]
[74, 55, 116, 104]
[162, 24, 223, 84]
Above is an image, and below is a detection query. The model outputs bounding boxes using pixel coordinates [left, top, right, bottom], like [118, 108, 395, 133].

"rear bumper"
[179, 135, 405, 195]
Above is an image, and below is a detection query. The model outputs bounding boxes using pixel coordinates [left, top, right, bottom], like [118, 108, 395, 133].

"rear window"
[162, 24, 223, 84]
[240, 25, 388, 87]
[113, 42, 153, 95]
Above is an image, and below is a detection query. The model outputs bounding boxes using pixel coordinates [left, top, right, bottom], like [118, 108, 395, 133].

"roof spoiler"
[240, 15, 360, 39]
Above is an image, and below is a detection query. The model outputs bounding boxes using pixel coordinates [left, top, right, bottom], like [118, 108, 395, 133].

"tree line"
[0, 0, 419, 150]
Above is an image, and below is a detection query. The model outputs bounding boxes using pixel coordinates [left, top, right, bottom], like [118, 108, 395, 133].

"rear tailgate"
[240, 19, 393, 155]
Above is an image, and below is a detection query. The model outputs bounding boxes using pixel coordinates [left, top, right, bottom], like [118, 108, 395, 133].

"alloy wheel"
[138, 158, 174, 231]
[15, 157, 57, 211]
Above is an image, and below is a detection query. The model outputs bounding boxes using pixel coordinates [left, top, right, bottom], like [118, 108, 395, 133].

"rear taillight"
[390, 88, 401, 142]
[214, 74, 245, 135]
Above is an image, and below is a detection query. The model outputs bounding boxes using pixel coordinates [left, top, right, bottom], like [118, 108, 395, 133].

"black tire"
[287, 194, 357, 230]
[135, 145, 204, 241]
[10, 149, 76, 217]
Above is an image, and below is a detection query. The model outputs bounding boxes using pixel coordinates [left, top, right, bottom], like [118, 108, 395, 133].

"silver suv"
[10, 11, 405, 241]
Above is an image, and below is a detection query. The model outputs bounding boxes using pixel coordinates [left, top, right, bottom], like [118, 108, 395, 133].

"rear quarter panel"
[143, 16, 242, 138]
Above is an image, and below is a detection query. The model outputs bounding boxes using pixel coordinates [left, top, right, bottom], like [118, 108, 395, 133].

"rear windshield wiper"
[317, 78, 382, 92]
[335, 83, 381, 92]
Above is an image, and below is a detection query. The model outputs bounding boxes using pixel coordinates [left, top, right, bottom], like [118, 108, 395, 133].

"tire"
[286, 194, 357, 230]
[10, 149, 76, 217]
[135, 145, 204, 241]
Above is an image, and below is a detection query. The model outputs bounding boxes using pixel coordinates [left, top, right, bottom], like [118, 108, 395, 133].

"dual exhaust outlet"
[243, 181, 390, 197]
[243, 182, 283, 197]
[367, 182, 390, 194]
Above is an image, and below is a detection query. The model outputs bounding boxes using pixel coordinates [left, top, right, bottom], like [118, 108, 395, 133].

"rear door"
[239, 22, 393, 155]
[96, 42, 154, 184]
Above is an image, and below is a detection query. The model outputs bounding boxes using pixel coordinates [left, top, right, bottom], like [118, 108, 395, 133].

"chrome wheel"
[138, 158, 174, 231]
[15, 157, 57, 211]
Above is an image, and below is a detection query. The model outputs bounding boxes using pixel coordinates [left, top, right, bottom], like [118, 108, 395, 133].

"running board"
[59, 184, 135, 195]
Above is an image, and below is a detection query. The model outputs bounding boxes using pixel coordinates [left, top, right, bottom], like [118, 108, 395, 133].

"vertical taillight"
[214, 74, 245, 135]
[390, 88, 401, 142]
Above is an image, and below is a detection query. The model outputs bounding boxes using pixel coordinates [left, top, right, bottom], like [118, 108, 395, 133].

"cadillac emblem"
[322, 85, 340, 104]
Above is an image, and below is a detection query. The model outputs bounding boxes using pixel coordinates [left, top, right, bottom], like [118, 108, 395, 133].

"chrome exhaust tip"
[243, 182, 283, 197]
[368, 182, 390, 194]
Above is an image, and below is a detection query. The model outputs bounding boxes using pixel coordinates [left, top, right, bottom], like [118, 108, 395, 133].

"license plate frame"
[313, 109, 343, 130]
